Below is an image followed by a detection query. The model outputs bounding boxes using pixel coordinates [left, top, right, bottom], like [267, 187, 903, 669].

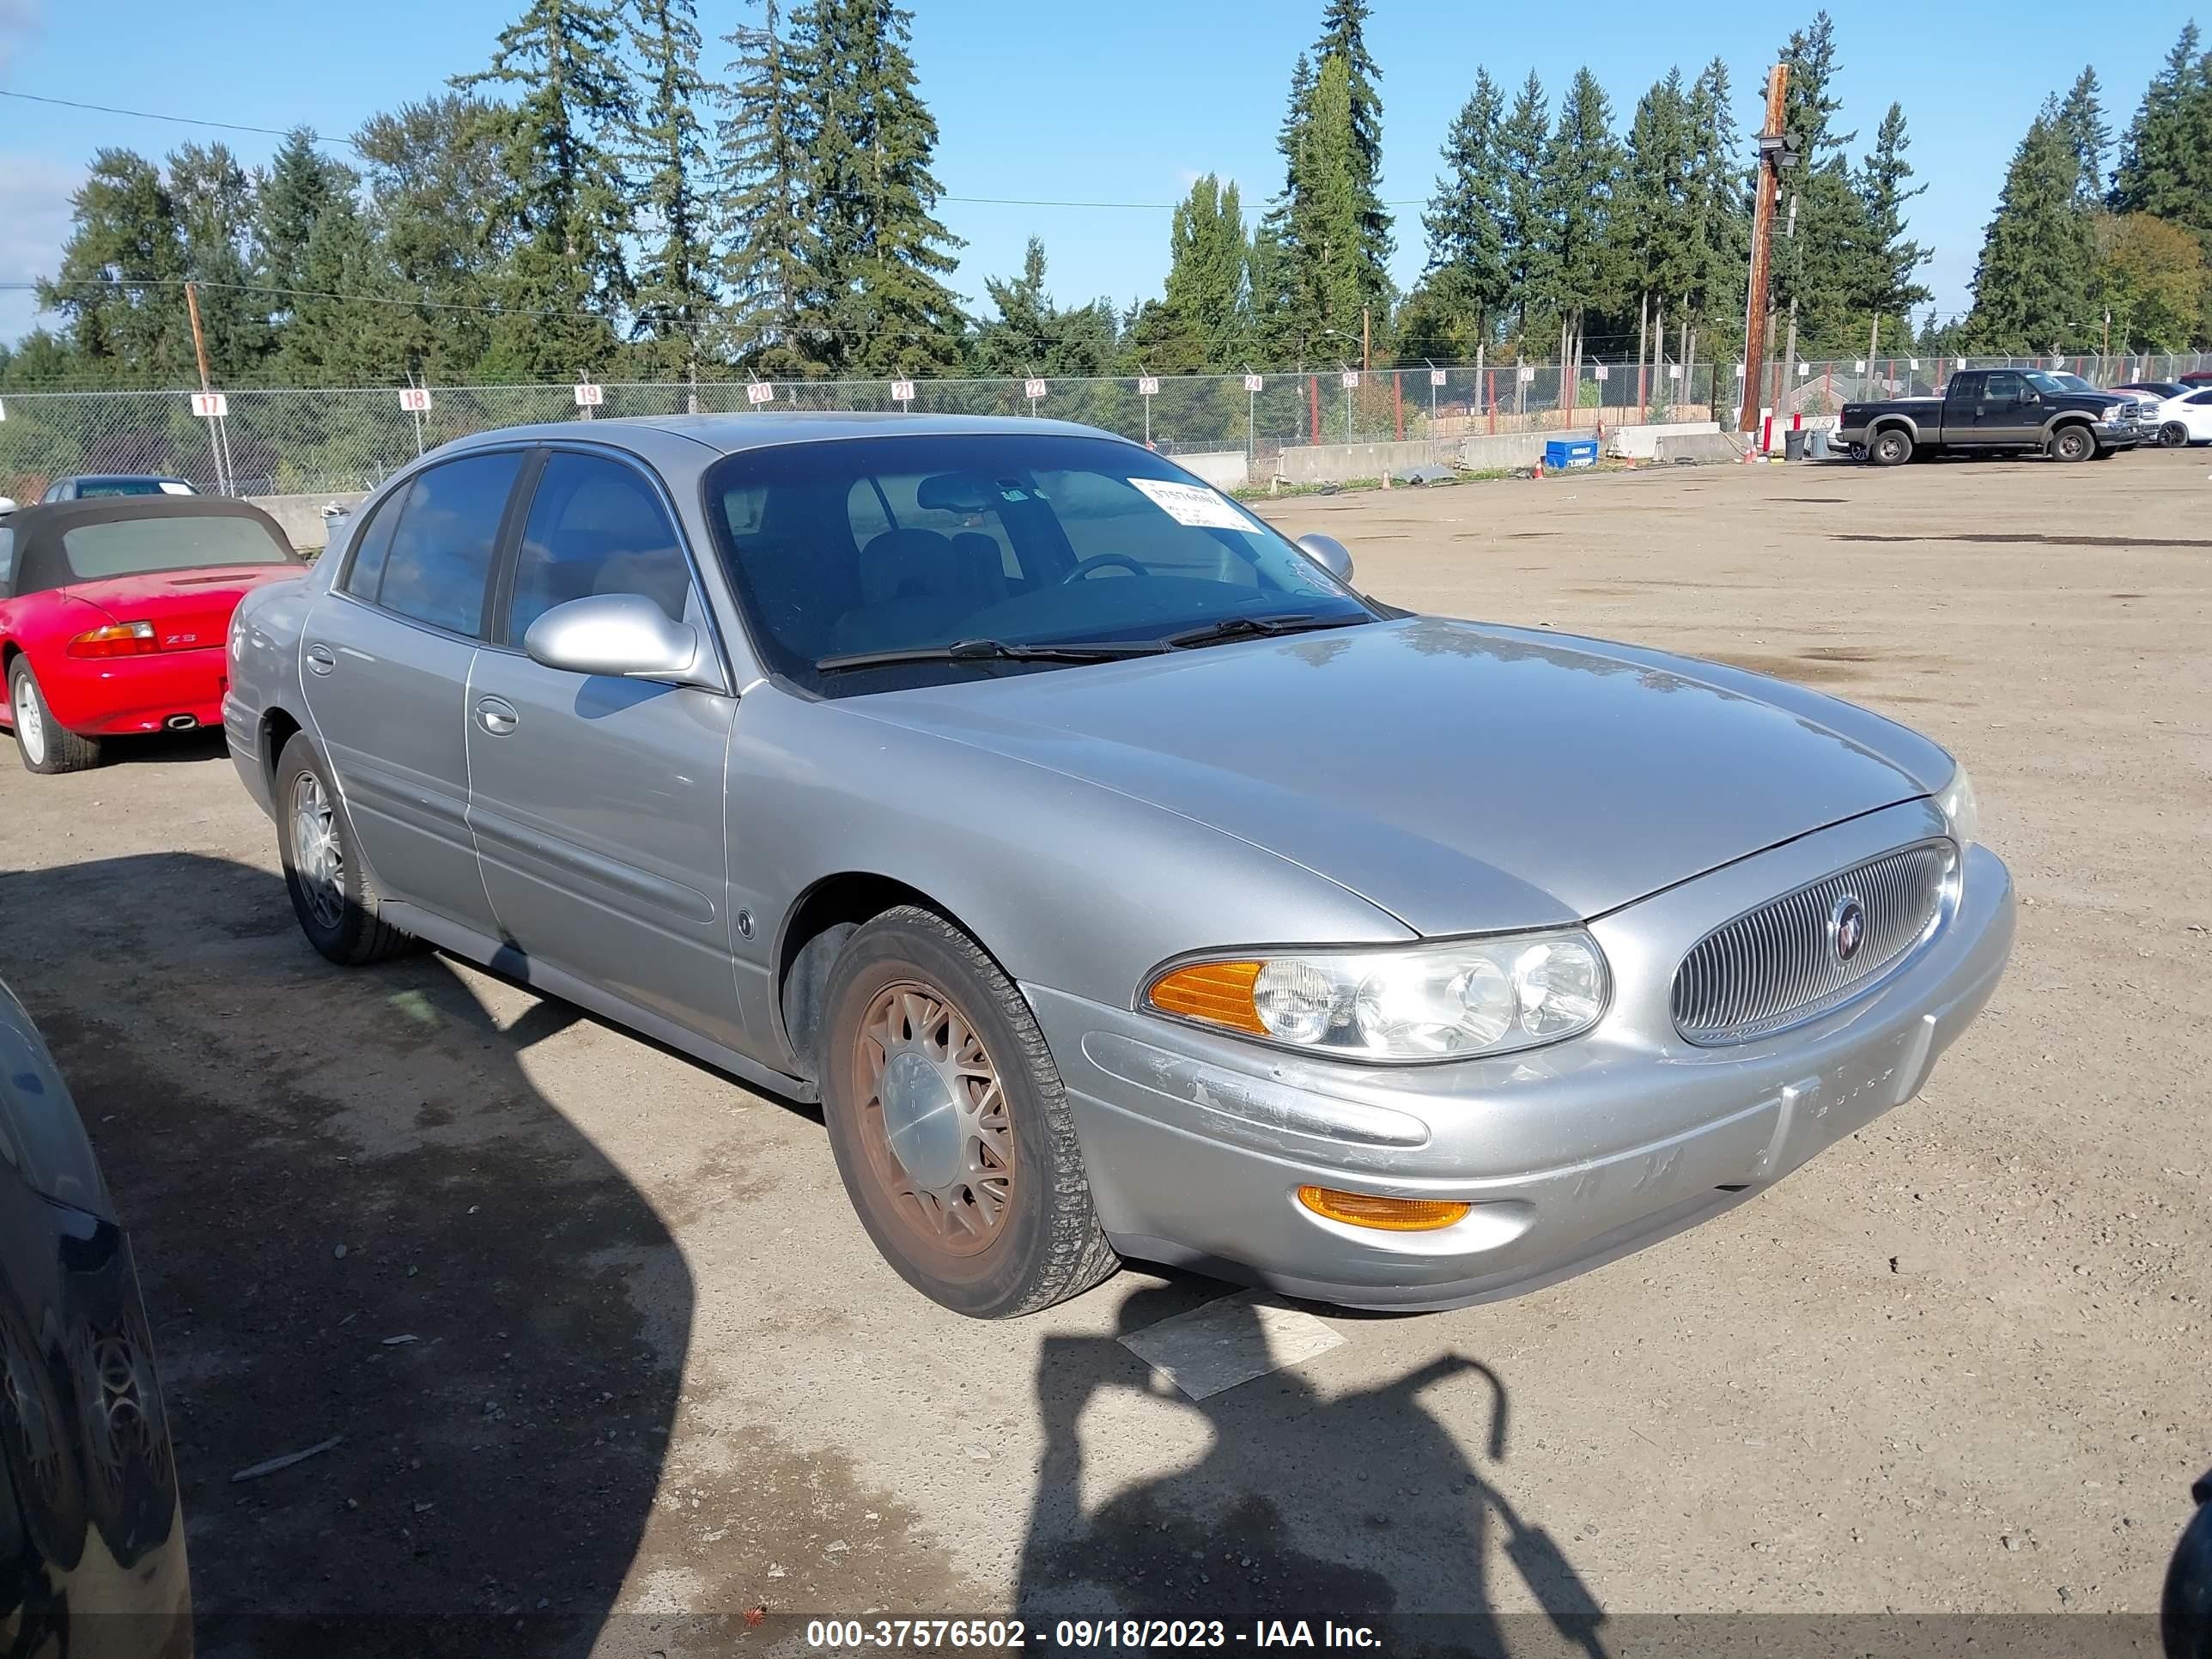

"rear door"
[464, 447, 746, 1052]
[300, 447, 528, 933]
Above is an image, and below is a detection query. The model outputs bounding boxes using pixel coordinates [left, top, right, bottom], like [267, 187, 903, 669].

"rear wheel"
[7, 659, 100, 775]
[1870, 428, 1913, 466]
[275, 732, 416, 965]
[819, 906, 1117, 1318]
[2048, 423, 2095, 463]
[2161, 422, 2191, 448]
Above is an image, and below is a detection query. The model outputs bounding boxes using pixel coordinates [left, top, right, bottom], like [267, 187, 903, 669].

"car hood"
[843, 616, 1950, 934]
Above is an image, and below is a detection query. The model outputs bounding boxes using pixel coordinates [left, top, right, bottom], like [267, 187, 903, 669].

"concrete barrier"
[1455, 430, 1598, 471]
[1607, 420, 1722, 459]
[1275, 438, 1458, 484]
[248, 490, 368, 550]
[1653, 432, 1745, 465]
[1170, 450, 1250, 489]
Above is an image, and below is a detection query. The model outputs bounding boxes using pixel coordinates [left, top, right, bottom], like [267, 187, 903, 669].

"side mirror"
[1296, 532, 1355, 586]
[523, 593, 712, 685]
[0, 497, 15, 517]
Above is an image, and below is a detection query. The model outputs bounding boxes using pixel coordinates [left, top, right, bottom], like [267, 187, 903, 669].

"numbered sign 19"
[1024, 379, 1047, 402]
[1429, 368, 1446, 386]
[191, 392, 228, 419]
[1137, 376, 1159, 397]
[398, 386, 432, 413]
[746, 381, 775, 406]
[573, 383, 604, 408]
[1340, 371, 1360, 390]
[890, 380, 915, 405]
[1243, 374, 1264, 393]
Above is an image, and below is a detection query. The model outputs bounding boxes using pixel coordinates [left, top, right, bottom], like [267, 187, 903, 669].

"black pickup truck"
[1836, 367, 2144, 465]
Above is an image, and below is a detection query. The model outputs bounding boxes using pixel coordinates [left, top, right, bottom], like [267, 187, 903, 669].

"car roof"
[432, 410, 1136, 471]
[1, 495, 296, 599]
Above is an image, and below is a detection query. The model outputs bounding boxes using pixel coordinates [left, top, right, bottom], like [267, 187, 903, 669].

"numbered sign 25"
[1340, 371, 1360, 389]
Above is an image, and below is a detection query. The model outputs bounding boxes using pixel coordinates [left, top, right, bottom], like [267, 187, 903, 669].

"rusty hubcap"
[855, 981, 1013, 1257]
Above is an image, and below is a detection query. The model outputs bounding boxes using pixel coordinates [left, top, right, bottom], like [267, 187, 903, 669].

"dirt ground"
[0, 447, 2206, 1655]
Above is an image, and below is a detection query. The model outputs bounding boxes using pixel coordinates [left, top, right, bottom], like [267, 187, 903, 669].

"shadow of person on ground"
[1014, 1282, 1606, 1658]
[0, 851, 691, 1658]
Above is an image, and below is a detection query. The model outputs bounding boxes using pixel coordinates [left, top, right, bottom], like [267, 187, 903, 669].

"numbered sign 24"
[1243, 374, 1264, 393]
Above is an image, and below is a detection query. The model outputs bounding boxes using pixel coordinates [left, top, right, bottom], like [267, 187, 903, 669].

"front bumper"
[1027, 800, 2014, 1311]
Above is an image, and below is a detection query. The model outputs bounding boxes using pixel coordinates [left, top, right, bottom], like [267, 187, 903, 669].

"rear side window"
[342, 492, 403, 599]
[371, 452, 523, 637]
[507, 453, 695, 638]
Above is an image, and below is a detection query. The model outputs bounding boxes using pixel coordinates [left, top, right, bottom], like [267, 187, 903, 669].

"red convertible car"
[1, 496, 303, 774]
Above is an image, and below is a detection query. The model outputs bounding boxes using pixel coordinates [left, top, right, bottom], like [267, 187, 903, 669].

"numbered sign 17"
[191, 392, 228, 418]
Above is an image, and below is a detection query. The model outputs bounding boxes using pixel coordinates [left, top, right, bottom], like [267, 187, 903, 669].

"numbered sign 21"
[890, 380, 915, 405]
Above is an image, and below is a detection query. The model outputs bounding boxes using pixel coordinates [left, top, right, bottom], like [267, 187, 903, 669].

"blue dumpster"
[1544, 438, 1599, 470]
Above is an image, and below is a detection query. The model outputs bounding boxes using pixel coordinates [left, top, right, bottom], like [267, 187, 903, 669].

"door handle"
[475, 696, 519, 736]
[304, 643, 336, 677]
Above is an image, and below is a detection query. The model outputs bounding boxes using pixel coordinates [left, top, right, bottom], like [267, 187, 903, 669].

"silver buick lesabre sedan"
[222, 414, 2014, 1318]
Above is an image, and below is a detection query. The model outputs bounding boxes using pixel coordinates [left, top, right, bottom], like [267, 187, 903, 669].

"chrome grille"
[1671, 842, 1953, 1044]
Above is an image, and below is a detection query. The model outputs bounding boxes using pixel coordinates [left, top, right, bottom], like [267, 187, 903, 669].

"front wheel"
[1870, 428, 1914, 466]
[7, 659, 100, 775]
[2161, 422, 2191, 448]
[2048, 424, 2095, 463]
[819, 906, 1118, 1318]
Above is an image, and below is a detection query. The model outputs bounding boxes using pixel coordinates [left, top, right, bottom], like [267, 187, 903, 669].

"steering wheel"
[1060, 553, 1150, 583]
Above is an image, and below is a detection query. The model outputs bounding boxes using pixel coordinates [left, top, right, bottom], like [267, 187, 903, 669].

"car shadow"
[0, 851, 690, 1657]
[1015, 1280, 1608, 1656]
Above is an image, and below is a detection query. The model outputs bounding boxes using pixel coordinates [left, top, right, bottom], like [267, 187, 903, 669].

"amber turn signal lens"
[1146, 959, 1266, 1034]
[1297, 1185, 1471, 1232]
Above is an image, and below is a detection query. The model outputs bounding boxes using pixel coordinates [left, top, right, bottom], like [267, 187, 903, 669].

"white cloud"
[0, 0, 39, 75]
[0, 153, 82, 347]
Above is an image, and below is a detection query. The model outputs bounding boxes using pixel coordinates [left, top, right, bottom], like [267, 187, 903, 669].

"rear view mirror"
[1296, 532, 1355, 586]
[523, 593, 714, 686]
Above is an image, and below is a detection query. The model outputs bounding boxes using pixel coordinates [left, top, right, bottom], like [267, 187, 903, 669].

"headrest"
[859, 528, 958, 605]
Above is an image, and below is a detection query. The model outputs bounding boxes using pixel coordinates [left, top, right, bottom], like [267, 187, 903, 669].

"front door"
[464, 448, 745, 1052]
[1968, 370, 2038, 447]
[301, 448, 526, 933]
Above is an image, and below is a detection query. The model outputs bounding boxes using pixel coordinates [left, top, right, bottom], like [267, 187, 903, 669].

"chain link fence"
[4, 350, 2208, 502]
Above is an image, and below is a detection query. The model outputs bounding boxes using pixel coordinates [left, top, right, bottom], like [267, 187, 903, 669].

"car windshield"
[76, 478, 178, 497]
[59, 514, 294, 580]
[702, 433, 1375, 694]
[2024, 371, 2076, 395]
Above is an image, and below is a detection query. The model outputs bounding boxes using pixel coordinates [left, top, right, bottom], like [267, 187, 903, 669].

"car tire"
[7, 659, 100, 775]
[818, 905, 1119, 1318]
[1870, 428, 1913, 466]
[273, 731, 417, 965]
[2048, 424, 2095, 463]
[2161, 422, 2191, 448]
[1846, 442, 1868, 462]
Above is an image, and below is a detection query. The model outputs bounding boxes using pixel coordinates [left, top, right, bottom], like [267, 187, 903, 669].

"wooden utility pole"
[1360, 305, 1371, 370]
[1739, 63, 1794, 434]
[184, 279, 232, 495]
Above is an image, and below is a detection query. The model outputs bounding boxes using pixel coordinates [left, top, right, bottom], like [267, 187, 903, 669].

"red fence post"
[1392, 371, 1404, 442]
[1308, 375, 1320, 446]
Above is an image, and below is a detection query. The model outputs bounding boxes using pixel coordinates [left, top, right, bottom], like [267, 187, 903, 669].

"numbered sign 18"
[1024, 379, 1047, 401]
[890, 380, 915, 404]
[746, 381, 775, 405]
[573, 383, 604, 408]
[398, 386, 432, 413]
[191, 392, 228, 419]
[1137, 376, 1159, 397]
[1243, 374, 1264, 393]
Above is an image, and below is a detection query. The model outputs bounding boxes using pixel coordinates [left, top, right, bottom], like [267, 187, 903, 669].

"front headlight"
[2105, 404, 2126, 422]
[1936, 762, 1980, 848]
[1145, 930, 1610, 1061]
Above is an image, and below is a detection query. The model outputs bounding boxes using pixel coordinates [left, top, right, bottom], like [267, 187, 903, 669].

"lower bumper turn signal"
[1296, 1185, 1471, 1232]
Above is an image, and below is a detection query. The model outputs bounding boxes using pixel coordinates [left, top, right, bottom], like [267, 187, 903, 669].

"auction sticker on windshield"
[1129, 477, 1251, 531]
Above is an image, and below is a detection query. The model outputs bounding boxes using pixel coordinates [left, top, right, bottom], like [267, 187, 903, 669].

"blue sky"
[1, 0, 2203, 357]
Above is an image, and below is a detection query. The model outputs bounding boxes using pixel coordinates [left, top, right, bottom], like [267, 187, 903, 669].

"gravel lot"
[0, 447, 2205, 1654]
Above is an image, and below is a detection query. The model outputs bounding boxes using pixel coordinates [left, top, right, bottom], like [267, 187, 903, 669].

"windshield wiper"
[816, 637, 1172, 673]
[1162, 612, 1371, 651]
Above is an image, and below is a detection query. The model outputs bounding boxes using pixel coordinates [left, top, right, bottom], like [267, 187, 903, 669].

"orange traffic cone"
[1534, 456, 1545, 480]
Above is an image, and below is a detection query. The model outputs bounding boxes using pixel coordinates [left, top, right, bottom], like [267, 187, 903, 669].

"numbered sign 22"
[398, 386, 432, 413]
[1024, 379, 1048, 401]
[1137, 376, 1159, 397]
[746, 381, 775, 406]
[573, 383, 604, 408]
[191, 392, 228, 418]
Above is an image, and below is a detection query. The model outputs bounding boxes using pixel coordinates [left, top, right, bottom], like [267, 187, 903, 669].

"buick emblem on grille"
[1830, 895, 1867, 963]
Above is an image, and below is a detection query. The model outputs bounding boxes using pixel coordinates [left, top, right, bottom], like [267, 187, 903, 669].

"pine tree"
[1533, 69, 1623, 343]
[257, 130, 357, 317]
[1966, 108, 2096, 352]
[167, 143, 273, 378]
[353, 95, 507, 378]
[626, 0, 720, 380]
[793, 0, 966, 374]
[1308, 0, 1392, 308]
[975, 240, 1115, 377]
[1854, 103, 1932, 351]
[1158, 175, 1249, 369]
[1773, 10, 1878, 351]
[718, 0, 821, 373]
[1620, 70, 1698, 340]
[1261, 52, 1319, 356]
[1498, 71, 1551, 344]
[1295, 55, 1366, 353]
[1421, 69, 1510, 349]
[1684, 58, 1749, 352]
[2112, 24, 2210, 229]
[284, 197, 403, 383]
[454, 0, 637, 380]
[2056, 67, 2112, 207]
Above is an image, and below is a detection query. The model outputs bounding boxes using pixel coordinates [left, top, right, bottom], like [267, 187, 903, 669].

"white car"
[2149, 387, 2212, 447]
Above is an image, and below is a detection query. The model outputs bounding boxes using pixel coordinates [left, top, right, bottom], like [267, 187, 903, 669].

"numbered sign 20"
[398, 386, 432, 413]
[573, 383, 604, 408]
[746, 381, 775, 406]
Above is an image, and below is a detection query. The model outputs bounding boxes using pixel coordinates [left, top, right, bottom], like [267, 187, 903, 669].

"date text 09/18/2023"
[803, 1620, 1382, 1650]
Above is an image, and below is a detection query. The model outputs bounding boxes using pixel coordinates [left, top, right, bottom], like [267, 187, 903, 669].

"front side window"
[372, 451, 523, 637]
[1983, 371, 2027, 401]
[508, 452, 696, 641]
[703, 434, 1373, 696]
[58, 514, 294, 580]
